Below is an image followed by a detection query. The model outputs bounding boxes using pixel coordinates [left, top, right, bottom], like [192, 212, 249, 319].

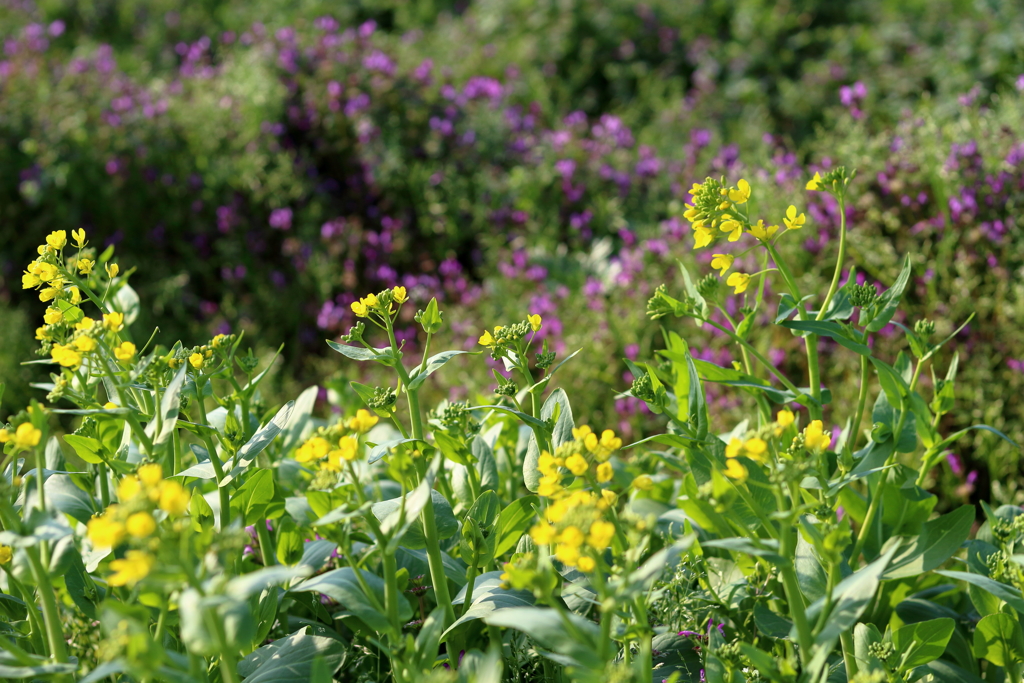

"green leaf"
[433, 432, 473, 466]
[370, 489, 458, 550]
[937, 571, 1024, 614]
[237, 629, 346, 683]
[291, 568, 410, 632]
[891, 617, 954, 671]
[494, 496, 539, 557]
[467, 405, 548, 430]
[415, 297, 443, 334]
[223, 400, 295, 485]
[866, 254, 912, 332]
[442, 571, 536, 641]
[111, 282, 140, 325]
[144, 364, 187, 446]
[484, 607, 602, 671]
[914, 660, 987, 683]
[367, 438, 431, 465]
[229, 469, 276, 526]
[279, 386, 319, 454]
[885, 505, 973, 579]
[63, 434, 105, 464]
[754, 603, 792, 639]
[522, 389, 572, 492]
[805, 546, 898, 645]
[407, 350, 477, 390]
[776, 293, 814, 324]
[781, 320, 870, 355]
[44, 474, 96, 525]
[685, 351, 708, 439]
[325, 340, 396, 365]
[973, 613, 1024, 667]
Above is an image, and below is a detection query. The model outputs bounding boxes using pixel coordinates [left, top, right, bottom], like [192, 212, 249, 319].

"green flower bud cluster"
[495, 378, 518, 396]
[696, 273, 720, 299]
[368, 386, 397, 412]
[340, 322, 365, 344]
[536, 350, 556, 370]
[631, 374, 655, 402]
[914, 319, 935, 339]
[849, 284, 878, 308]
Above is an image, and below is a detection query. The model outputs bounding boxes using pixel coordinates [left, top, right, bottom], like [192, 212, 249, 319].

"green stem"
[27, 548, 70, 673]
[840, 631, 859, 680]
[255, 518, 275, 566]
[461, 562, 478, 618]
[849, 352, 871, 452]
[195, 388, 230, 530]
[704, 320, 813, 406]
[382, 549, 403, 636]
[816, 196, 848, 323]
[778, 492, 812, 668]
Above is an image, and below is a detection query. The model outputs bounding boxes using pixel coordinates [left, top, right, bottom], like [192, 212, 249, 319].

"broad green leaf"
[433, 432, 472, 466]
[223, 400, 295, 484]
[144, 364, 187, 446]
[371, 488, 458, 550]
[367, 438, 431, 465]
[325, 340, 396, 365]
[937, 571, 1024, 614]
[494, 496, 539, 557]
[891, 617, 954, 671]
[407, 350, 477, 390]
[442, 571, 535, 640]
[63, 434, 105, 464]
[238, 629, 346, 683]
[781, 320, 870, 355]
[867, 254, 912, 332]
[973, 613, 1024, 667]
[885, 505, 973, 579]
[290, 568, 410, 632]
[484, 607, 602, 671]
[229, 469, 276, 526]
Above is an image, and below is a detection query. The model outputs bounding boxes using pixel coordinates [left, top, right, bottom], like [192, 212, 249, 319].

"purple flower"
[269, 208, 293, 230]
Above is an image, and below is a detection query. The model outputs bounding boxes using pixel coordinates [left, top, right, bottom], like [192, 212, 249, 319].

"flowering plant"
[0, 172, 1022, 683]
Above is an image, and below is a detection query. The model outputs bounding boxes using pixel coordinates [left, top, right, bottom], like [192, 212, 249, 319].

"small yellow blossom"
[600, 489, 617, 508]
[87, 512, 125, 548]
[75, 317, 96, 331]
[596, 462, 613, 483]
[555, 544, 580, 566]
[105, 263, 119, 279]
[744, 438, 768, 462]
[0, 545, 12, 564]
[775, 409, 795, 435]
[12, 423, 42, 451]
[584, 429, 622, 461]
[478, 330, 496, 347]
[103, 311, 124, 331]
[528, 314, 542, 332]
[587, 520, 616, 550]
[295, 436, 331, 463]
[693, 224, 714, 249]
[749, 220, 780, 241]
[114, 342, 136, 361]
[326, 436, 360, 470]
[188, 352, 203, 369]
[73, 335, 97, 353]
[723, 458, 748, 482]
[107, 550, 154, 587]
[51, 344, 82, 369]
[118, 475, 142, 502]
[347, 409, 379, 434]
[711, 254, 734, 277]
[72, 228, 87, 248]
[728, 179, 751, 204]
[46, 231, 67, 250]
[22, 271, 41, 289]
[158, 481, 191, 515]
[726, 272, 751, 294]
[351, 300, 368, 317]
[391, 286, 408, 304]
[537, 475, 562, 498]
[632, 474, 653, 491]
[783, 206, 806, 231]
[529, 521, 556, 545]
[804, 420, 832, 451]
[39, 287, 60, 302]
[125, 512, 156, 538]
[559, 526, 585, 549]
[0, 429, 7, 443]
[720, 218, 743, 242]
[103, 402, 118, 410]
[725, 437, 743, 459]
[806, 172, 824, 191]
[577, 556, 596, 572]
[43, 308, 63, 325]
[138, 464, 163, 487]
[565, 454, 589, 476]
[77, 258, 94, 275]
[68, 286, 81, 305]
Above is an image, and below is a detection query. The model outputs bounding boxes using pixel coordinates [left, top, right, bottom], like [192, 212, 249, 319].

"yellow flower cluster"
[721, 410, 797, 483]
[527, 488, 618, 573]
[351, 286, 407, 318]
[86, 464, 189, 586]
[0, 422, 42, 452]
[294, 410, 378, 471]
[803, 420, 832, 452]
[535, 425, 622, 497]
[477, 314, 542, 349]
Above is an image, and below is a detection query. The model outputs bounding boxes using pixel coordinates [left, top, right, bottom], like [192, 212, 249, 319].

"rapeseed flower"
[113, 342, 136, 361]
[711, 254, 734, 276]
[107, 550, 154, 587]
[783, 206, 806, 230]
[347, 409, 378, 434]
[726, 272, 751, 294]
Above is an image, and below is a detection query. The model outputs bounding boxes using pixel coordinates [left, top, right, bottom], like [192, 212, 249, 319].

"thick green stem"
[816, 196, 848, 323]
[196, 389, 231, 530]
[780, 483, 813, 668]
[255, 518, 275, 566]
[27, 548, 70, 674]
[461, 563, 478, 618]
[382, 550, 403, 636]
[420, 501, 456, 627]
[841, 631, 859, 680]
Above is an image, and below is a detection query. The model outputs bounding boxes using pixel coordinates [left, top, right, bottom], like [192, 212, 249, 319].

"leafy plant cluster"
[1, 175, 1023, 683]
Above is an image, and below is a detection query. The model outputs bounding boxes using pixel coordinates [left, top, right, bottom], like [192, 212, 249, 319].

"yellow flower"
[22, 271, 41, 289]
[776, 409, 795, 434]
[12, 423, 42, 451]
[725, 437, 743, 459]
[72, 228, 87, 248]
[720, 219, 743, 242]
[587, 520, 616, 550]
[125, 512, 156, 538]
[693, 224, 714, 248]
[632, 474, 653, 491]
[572, 425, 593, 441]
[555, 544, 580, 566]
[584, 429, 622, 461]
[43, 308, 63, 325]
[35, 327, 51, 341]
[391, 286, 408, 304]
[75, 317, 96, 331]
[0, 545, 12, 564]
[73, 335, 97, 353]
[326, 436, 360, 470]
[347, 409, 379, 434]
[103, 311, 124, 331]
[537, 475, 562, 498]
[749, 220, 779, 241]
[77, 258, 95, 275]
[784, 205, 806, 230]
[806, 172, 824, 191]
[804, 420, 832, 451]
[158, 481, 190, 515]
[565, 454, 589, 476]
[39, 287, 60, 302]
[32, 261, 60, 283]
[478, 330, 496, 347]
[744, 438, 768, 462]
[105, 262, 119, 278]
[0, 429, 7, 443]
[103, 402, 118, 410]
[188, 353, 203, 369]
[728, 179, 751, 204]
[50, 344, 82, 369]
[295, 436, 331, 463]
[600, 489, 617, 508]
[529, 521, 556, 545]
[723, 458, 748, 482]
[87, 512, 125, 548]
[118, 475, 142, 502]
[726, 272, 751, 294]
[559, 526, 585, 549]
[577, 555, 596, 572]
[107, 550, 154, 587]
[68, 286, 81, 304]
[114, 342, 136, 361]
[350, 301, 369, 317]
[528, 314, 542, 332]
[46, 230, 67, 250]
[138, 463, 163, 487]
[711, 254, 734, 277]
[596, 462, 613, 483]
